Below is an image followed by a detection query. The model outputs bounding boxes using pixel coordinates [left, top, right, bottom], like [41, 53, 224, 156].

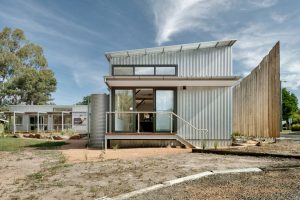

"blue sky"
[0, 0, 300, 104]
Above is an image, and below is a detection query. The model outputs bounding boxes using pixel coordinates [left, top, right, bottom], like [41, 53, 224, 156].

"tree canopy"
[282, 88, 298, 121]
[76, 95, 91, 105]
[0, 27, 56, 108]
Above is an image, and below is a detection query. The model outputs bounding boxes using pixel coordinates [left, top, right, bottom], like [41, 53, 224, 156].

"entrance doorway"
[155, 90, 174, 132]
[136, 89, 154, 132]
[112, 88, 176, 133]
[29, 116, 44, 131]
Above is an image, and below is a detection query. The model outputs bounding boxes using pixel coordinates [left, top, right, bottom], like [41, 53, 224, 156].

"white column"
[170, 113, 173, 133]
[37, 112, 39, 133]
[105, 136, 107, 151]
[71, 112, 74, 130]
[61, 112, 64, 131]
[42, 115, 45, 131]
[13, 112, 16, 134]
[105, 113, 108, 133]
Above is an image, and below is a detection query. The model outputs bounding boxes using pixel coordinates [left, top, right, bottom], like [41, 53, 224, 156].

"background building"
[3, 105, 88, 134]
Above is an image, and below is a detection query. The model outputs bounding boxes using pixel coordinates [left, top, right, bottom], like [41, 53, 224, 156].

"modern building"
[89, 40, 241, 149]
[2, 105, 88, 134]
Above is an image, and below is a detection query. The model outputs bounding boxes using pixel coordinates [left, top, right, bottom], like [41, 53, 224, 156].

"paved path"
[280, 134, 300, 139]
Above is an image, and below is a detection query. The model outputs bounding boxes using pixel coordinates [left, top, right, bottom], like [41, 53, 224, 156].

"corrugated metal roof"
[105, 39, 236, 60]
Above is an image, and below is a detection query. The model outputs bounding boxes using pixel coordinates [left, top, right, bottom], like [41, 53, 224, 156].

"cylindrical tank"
[89, 94, 108, 148]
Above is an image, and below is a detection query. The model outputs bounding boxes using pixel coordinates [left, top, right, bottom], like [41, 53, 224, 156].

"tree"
[76, 95, 91, 105]
[292, 111, 300, 124]
[282, 88, 298, 121]
[0, 27, 56, 106]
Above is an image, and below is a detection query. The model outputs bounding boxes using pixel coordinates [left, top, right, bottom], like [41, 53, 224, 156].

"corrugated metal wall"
[177, 87, 232, 142]
[109, 46, 233, 145]
[110, 46, 232, 77]
[89, 94, 109, 148]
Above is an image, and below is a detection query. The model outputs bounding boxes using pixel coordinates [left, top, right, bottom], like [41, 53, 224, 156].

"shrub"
[214, 141, 219, 150]
[291, 124, 300, 131]
[232, 132, 241, 137]
[0, 124, 4, 137]
[201, 141, 207, 150]
[112, 144, 119, 150]
[231, 131, 241, 142]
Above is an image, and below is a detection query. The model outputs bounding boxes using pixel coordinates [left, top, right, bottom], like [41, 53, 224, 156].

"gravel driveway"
[132, 167, 300, 200]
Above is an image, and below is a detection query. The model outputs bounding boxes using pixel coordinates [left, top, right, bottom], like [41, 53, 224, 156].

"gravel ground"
[0, 148, 299, 200]
[226, 141, 300, 156]
[1, 139, 300, 200]
[132, 168, 300, 200]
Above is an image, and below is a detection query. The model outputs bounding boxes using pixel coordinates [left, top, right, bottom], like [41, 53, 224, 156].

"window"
[156, 66, 176, 75]
[135, 67, 154, 75]
[112, 65, 177, 76]
[15, 116, 22, 124]
[113, 67, 133, 75]
[155, 90, 175, 132]
[114, 89, 134, 132]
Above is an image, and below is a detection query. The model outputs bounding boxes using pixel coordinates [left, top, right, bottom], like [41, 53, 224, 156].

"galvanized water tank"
[89, 94, 108, 148]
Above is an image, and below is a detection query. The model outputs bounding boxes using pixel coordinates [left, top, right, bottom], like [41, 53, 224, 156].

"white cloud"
[250, 0, 278, 8]
[271, 12, 289, 23]
[0, 0, 111, 99]
[150, 0, 300, 98]
[47, 52, 108, 89]
[150, 0, 233, 45]
[214, 21, 300, 97]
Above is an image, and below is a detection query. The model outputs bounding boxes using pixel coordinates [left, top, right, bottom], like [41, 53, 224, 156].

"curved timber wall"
[89, 94, 109, 148]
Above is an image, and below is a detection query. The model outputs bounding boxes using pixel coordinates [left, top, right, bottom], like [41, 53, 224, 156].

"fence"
[233, 42, 280, 138]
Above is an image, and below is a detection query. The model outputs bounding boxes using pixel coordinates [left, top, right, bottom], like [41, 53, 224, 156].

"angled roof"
[105, 39, 236, 60]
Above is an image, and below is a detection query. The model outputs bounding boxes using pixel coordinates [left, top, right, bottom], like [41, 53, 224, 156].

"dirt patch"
[60, 139, 191, 162]
[225, 141, 300, 156]
[132, 168, 300, 200]
[0, 150, 65, 200]
[0, 146, 299, 200]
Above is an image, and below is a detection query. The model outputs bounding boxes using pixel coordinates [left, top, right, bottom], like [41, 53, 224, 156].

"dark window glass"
[112, 65, 177, 76]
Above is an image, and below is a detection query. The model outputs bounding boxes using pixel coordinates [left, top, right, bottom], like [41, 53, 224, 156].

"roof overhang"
[0, 111, 71, 115]
[105, 39, 236, 60]
[104, 76, 241, 88]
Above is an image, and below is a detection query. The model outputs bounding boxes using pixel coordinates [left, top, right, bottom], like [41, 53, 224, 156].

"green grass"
[0, 137, 67, 151]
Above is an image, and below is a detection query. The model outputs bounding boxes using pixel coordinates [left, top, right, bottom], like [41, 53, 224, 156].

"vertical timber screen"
[233, 42, 280, 138]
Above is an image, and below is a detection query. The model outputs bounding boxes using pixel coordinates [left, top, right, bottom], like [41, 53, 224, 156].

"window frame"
[112, 65, 178, 76]
[112, 66, 134, 76]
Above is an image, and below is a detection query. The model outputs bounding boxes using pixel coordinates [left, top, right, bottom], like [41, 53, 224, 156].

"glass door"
[114, 89, 134, 132]
[155, 90, 174, 132]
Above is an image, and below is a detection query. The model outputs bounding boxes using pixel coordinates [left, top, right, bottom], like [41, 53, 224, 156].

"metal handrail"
[106, 111, 208, 135]
[170, 112, 208, 135]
